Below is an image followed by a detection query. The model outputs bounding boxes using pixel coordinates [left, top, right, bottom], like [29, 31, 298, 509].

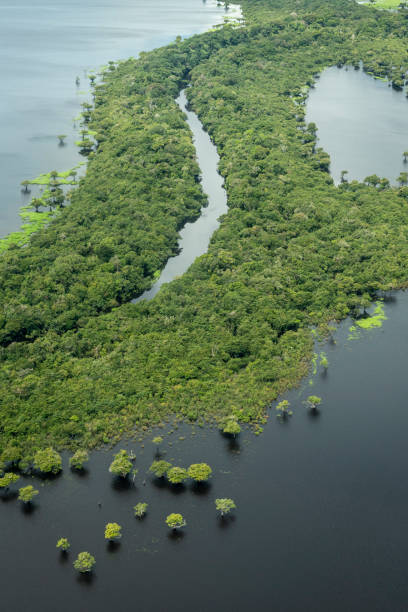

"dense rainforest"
[2, 0, 408, 466]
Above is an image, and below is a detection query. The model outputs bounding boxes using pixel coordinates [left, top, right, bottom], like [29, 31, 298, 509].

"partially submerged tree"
[69, 450, 89, 471]
[57, 134, 67, 145]
[21, 180, 31, 194]
[149, 460, 172, 478]
[167, 466, 188, 485]
[57, 538, 70, 552]
[340, 169, 348, 183]
[18, 485, 39, 504]
[215, 498, 236, 516]
[275, 399, 293, 419]
[188, 463, 212, 483]
[33, 448, 62, 474]
[73, 552, 95, 573]
[134, 502, 148, 518]
[306, 395, 322, 412]
[166, 513, 186, 530]
[104, 522, 122, 541]
[222, 419, 241, 437]
[152, 436, 163, 452]
[0, 472, 19, 491]
[109, 450, 132, 478]
[397, 171, 408, 186]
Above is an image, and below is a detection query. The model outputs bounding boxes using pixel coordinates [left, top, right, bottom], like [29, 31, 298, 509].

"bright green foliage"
[188, 463, 212, 483]
[73, 552, 95, 573]
[18, 485, 39, 503]
[56, 537, 70, 551]
[0, 473, 19, 489]
[215, 498, 236, 516]
[275, 400, 293, 419]
[222, 420, 241, 436]
[33, 448, 62, 474]
[167, 466, 188, 484]
[69, 449, 89, 470]
[319, 353, 329, 369]
[152, 436, 163, 447]
[149, 460, 172, 478]
[165, 513, 186, 529]
[306, 396, 322, 410]
[109, 450, 132, 478]
[104, 522, 122, 541]
[356, 302, 387, 329]
[134, 502, 148, 518]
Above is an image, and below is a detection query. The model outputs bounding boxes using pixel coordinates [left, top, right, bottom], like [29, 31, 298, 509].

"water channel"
[133, 90, 228, 303]
[2, 53, 408, 612]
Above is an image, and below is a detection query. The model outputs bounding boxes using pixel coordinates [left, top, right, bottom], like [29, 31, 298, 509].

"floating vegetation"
[348, 302, 387, 340]
[356, 302, 387, 329]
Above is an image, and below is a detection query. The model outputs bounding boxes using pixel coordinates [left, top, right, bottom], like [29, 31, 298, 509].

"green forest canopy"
[1, 0, 408, 466]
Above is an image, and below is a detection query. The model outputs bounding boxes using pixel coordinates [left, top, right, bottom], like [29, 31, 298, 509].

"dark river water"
[306, 66, 408, 184]
[2, 40, 408, 612]
[0, 0, 238, 237]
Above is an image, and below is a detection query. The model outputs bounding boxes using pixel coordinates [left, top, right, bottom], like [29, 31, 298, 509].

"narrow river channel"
[133, 90, 228, 303]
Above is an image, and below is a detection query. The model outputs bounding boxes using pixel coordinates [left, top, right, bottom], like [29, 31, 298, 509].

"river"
[133, 89, 228, 303]
[0, 0, 240, 237]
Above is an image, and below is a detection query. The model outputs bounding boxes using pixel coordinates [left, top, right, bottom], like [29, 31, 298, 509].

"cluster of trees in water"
[0, 442, 236, 575]
[1, 0, 408, 462]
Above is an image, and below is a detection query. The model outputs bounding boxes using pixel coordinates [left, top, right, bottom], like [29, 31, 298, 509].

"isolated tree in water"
[188, 463, 212, 483]
[305, 395, 322, 413]
[215, 498, 236, 516]
[275, 400, 293, 420]
[166, 513, 186, 530]
[56, 538, 70, 552]
[134, 502, 148, 518]
[69, 449, 89, 471]
[109, 450, 132, 478]
[21, 180, 31, 194]
[18, 485, 39, 504]
[73, 552, 95, 573]
[104, 523, 122, 541]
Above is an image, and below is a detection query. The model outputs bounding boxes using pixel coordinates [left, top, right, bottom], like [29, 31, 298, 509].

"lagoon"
[306, 66, 408, 184]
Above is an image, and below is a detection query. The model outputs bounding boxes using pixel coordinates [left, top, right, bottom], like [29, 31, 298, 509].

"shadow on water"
[217, 515, 236, 530]
[77, 572, 96, 587]
[106, 541, 121, 554]
[190, 481, 212, 496]
[167, 530, 185, 543]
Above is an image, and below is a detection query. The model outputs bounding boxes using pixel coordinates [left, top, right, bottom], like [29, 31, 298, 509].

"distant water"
[0, 0, 238, 237]
[306, 66, 408, 184]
